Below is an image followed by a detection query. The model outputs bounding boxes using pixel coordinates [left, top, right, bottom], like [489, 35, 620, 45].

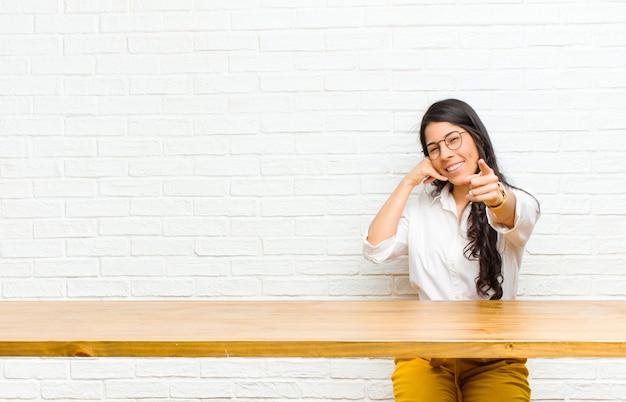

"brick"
[0, 15, 34, 34]
[0, 35, 60, 55]
[65, 117, 126, 135]
[35, 15, 97, 33]
[0, 97, 30, 114]
[260, 73, 324, 92]
[135, 358, 199, 377]
[131, 198, 193, 216]
[131, 237, 194, 256]
[167, 257, 228, 277]
[232, 10, 295, 30]
[163, 178, 227, 196]
[262, 279, 328, 297]
[195, 238, 260, 257]
[104, 380, 169, 398]
[1, 199, 63, 218]
[34, 219, 97, 239]
[0, 262, 32, 278]
[164, 138, 228, 156]
[161, 54, 227, 74]
[262, 238, 326, 256]
[194, 198, 257, 217]
[66, 238, 129, 257]
[131, 278, 195, 297]
[3, 279, 64, 298]
[129, 158, 194, 176]
[0, 77, 58, 95]
[230, 94, 292, 113]
[0, 0, 57, 13]
[301, 380, 365, 399]
[98, 96, 161, 115]
[201, 358, 265, 378]
[163, 95, 228, 114]
[0, 140, 28, 158]
[195, 32, 258, 51]
[65, 0, 126, 13]
[231, 257, 294, 276]
[266, 359, 329, 378]
[130, 77, 192, 95]
[230, 179, 293, 197]
[35, 259, 99, 278]
[0, 182, 31, 199]
[128, 118, 192, 137]
[96, 55, 160, 75]
[196, 277, 262, 297]
[67, 279, 130, 297]
[32, 138, 96, 157]
[0, 381, 40, 399]
[66, 199, 129, 218]
[194, 117, 258, 135]
[71, 360, 134, 379]
[261, 198, 326, 217]
[64, 35, 127, 54]
[2, 240, 63, 258]
[163, 11, 230, 31]
[65, 159, 127, 178]
[296, 8, 362, 29]
[99, 179, 162, 197]
[101, 257, 165, 277]
[4, 360, 68, 379]
[295, 257, 360, 276]
[230, 218, 294, 237]
[98, 139, 161, 157]
[31, 56, 94, 75]
[326, 72, 391, 91]
[170, 380, 233, 398]
[128, 34, 193, 53]
[163, 218, 227, 236]
[99, 218, 162, 236]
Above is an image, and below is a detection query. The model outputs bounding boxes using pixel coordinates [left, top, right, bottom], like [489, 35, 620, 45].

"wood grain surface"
[1, 300, 625, 358]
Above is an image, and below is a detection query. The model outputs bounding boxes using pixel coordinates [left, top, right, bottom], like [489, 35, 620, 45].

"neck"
[451, 184, 471, 214]
[451, 184, 469, 203]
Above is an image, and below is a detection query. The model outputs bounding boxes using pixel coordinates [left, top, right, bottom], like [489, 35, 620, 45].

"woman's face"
[424, 121, 480, 188]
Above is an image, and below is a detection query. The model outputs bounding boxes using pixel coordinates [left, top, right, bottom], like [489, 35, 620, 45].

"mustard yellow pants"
[392, 358, 530, 402]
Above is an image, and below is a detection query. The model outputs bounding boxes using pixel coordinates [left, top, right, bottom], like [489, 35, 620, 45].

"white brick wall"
[1, 0, 625, 400]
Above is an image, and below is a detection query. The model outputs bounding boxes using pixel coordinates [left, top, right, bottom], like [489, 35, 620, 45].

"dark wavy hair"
[419, 99, 508, 300]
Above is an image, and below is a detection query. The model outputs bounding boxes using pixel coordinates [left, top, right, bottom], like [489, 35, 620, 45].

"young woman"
[363, 99, 540, 402]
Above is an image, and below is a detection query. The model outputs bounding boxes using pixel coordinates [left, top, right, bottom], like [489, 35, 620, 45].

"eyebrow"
[426, 130, 459, 146]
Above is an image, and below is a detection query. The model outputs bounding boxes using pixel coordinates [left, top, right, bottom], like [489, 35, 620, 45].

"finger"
[463, 173, 479, 185]
[423, 172, 448, 184]
[478, 159, 494, 176]
[468, 181, 499, 197]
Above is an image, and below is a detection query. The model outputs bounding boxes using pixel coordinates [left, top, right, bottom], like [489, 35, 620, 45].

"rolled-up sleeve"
[363, 214, 410, 264]
[487, 188, 540, 248]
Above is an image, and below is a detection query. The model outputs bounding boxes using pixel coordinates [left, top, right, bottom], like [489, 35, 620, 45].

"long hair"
[419, 99, 507, 300]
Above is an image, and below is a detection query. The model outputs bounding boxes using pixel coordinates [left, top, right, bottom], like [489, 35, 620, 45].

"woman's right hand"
[366, 158, 448, 246]
[404, 158, 448, 187]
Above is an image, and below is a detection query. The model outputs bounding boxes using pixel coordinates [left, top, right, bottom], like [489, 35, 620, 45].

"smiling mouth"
[446, 162, 464, 172]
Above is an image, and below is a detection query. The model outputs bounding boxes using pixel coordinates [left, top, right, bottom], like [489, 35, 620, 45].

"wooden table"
[1, 300, 626, 358]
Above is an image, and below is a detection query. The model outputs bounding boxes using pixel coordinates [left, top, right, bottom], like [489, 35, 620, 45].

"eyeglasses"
[425, 131, 466, 161]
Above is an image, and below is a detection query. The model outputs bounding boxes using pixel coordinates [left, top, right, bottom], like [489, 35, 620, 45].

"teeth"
[446, 162, 462, 172]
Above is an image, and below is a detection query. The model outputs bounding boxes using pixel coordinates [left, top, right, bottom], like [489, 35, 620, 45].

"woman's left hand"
[464, 159, 503, 207]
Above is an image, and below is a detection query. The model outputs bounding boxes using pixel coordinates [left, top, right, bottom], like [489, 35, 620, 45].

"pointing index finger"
[478, 159, 493, 176]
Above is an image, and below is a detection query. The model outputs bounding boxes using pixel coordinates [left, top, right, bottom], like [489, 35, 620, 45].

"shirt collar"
[430, 184, 472, 220]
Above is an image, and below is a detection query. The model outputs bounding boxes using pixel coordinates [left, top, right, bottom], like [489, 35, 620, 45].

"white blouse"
[363, 185, 540, 300]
